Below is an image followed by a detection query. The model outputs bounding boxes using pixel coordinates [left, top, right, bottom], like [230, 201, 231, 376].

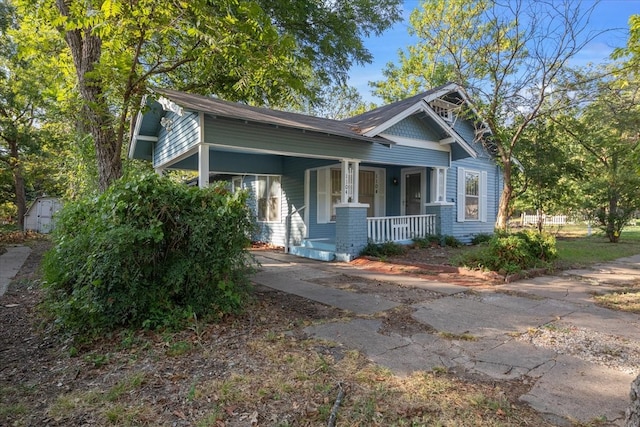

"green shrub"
[412, 235, 441, 248]
[360, 241, 407, 258]
[413, 235, 462, 248]
[457, 230, 557, 274]
[470, 233, 493, 245]
[43, 173, 256, 336]
[442, 235, 462, 248]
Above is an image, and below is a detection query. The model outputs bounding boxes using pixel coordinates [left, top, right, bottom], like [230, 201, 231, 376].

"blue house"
[129, 83, 501, 261]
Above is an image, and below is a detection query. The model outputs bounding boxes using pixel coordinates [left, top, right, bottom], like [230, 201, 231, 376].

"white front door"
[401, 168, 425, 215]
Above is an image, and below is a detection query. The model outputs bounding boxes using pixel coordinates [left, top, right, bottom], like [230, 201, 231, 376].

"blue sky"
[349, 0, 640, 103]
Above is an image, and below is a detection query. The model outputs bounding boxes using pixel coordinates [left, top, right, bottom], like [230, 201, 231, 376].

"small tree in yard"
[553, 67, 640, 243]
[43, 173, 256, 336]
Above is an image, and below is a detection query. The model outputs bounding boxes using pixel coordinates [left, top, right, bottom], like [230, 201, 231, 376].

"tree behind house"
[553, 67, 640, 243]
[15, 0, 402, 191]
[371, 0, 601, 229]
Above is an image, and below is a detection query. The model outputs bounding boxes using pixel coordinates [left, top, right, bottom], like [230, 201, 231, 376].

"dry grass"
[70, 334, 546, 426]
[37, 331, 549, 426]
[1, 265, 555, 427]
[594, 287, 640, 314]
[0, 235, 572, 427]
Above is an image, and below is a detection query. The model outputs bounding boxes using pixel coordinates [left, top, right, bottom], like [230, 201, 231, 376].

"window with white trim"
[430, 167, 447, 203]
[232, 177, 243, 192]
[457, 167, 487, 222]
[256, 175, 281, 222]
[464, 171, 480, 220]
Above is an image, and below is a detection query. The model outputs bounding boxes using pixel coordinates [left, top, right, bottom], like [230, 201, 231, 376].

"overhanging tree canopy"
[16, 0, 401, 190]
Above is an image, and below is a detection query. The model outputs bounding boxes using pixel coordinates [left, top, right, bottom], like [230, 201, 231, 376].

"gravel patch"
[518, 325, 640, 375]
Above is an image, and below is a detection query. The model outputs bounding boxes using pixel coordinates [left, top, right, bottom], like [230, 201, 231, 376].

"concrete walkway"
[1, 244, 637, 425]
[252, 251, 640, 426]
[0, 245, 31, 297]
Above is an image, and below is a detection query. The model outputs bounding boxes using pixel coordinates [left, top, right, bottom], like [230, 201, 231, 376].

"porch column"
[340, 159, 360, 203]
[334, 202, 369, 262]
[352, 161, 360, 203]
[198, 143, 209, 188]
[425, 203, 454, 236]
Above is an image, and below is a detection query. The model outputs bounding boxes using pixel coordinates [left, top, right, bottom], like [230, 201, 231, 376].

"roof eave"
[128, 109, 145, 159]
[362, 102, 425, 137]
[421, 82, 461, 103]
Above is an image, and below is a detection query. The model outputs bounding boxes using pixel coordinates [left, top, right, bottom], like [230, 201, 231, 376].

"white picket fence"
[367, 214, 436, 243]
[521, 213, 568, 226]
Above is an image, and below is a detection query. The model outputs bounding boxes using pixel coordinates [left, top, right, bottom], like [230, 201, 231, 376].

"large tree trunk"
[9, 139, 26, 230]
[607, 193, 620, 243]
[84, 103, 122, 191]
[56, 0, 122, 191]
[495, 160, 512, 230]
[626, 374, 640, 427]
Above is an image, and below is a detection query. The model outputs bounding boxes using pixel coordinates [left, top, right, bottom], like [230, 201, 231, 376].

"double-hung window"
[464, 171, 480, 220]
[457, 167, 487, 222]
[256, 175, 281, 222]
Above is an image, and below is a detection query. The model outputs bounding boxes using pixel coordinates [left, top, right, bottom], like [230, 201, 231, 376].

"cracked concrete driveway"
[252, 251, 640, 426]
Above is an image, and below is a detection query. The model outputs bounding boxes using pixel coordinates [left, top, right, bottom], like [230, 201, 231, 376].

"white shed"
[23, 197, 63, 234]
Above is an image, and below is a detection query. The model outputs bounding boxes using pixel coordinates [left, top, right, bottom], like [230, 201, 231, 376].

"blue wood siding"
[204, 116, 450, 167]
[307, 170, 336, 239]
[449, 117, 478, 160]
[452, 118, 476, 143]
[153, 112, 200, 168]
[385, 115, 441, 140]
[283, 158, 335, 244]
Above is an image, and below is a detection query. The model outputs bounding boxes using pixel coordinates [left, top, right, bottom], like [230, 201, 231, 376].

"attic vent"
[429, 99, 458, 123]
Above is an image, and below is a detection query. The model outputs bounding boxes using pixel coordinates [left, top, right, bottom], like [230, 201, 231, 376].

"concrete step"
[289, 245, 336, 262]
[301, 238, 336, 251]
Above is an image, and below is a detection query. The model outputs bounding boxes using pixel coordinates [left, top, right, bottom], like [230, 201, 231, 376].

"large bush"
[43, 173, 256, 334]
[458, 230, 558, 274]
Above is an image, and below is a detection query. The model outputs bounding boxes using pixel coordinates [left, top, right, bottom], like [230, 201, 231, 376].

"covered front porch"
[289, 213, 441, 261]
[280, 158, 455, 261]
[171, 147, 453, 261]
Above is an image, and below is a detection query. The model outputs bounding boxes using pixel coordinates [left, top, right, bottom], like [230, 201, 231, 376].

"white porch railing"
[367, 214, 436, 244]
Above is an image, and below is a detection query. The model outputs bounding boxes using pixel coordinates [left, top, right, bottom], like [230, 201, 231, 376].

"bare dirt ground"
[0, 241, 554, 426]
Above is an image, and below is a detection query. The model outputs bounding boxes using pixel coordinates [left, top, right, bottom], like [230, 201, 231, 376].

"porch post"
[341, 159, 349, 203]
[425, 203, 454, 236]
[334, 202, 369, 262]
[340, 159, 360, 203]
[352, 161, 360, 203]
[198, 143, 209, 188]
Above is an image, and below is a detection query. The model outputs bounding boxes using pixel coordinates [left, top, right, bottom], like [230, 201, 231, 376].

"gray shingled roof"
[153, 88, 390, 143]
[341, 89, 438, 134]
